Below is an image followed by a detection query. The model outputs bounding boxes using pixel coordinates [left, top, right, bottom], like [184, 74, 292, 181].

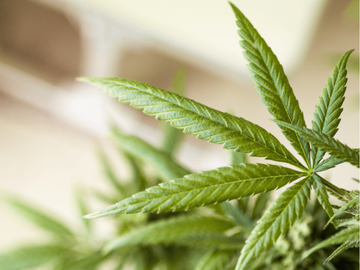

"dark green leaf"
[230, 2, 310, 166]
[251, 192, 271, 220]
[84, 164, 304, 218]
[324, 240, 359, 263]
[78, 77, 305, 169]
[312, 50, 353, 165]
[315, 155, 344, 172]
[221, 201, 254, 232]
[236, 177, 313, 270]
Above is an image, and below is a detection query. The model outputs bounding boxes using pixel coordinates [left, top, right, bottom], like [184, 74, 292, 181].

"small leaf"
[324, 240, 359, 263]
[314, 156, 344, 172]
[97, 148, 126, 195]
[251, 192, 271, 220]
[274, 121, 359, 168]
[221, 201, 254, 232]
[303, 225, 360, 259]
[236, 177, 313, 270]
[5, 196, 74, 238]
[78, 77, 305, 169]
[325, 195, 359, 228]
[112, 128, 190, 181]
[312, 50, 354, 166]
[313, 175, 337, 228]
[0, 244, 67, 270]
[195, 249, 238, 270]
[230, 2, 310, 166]
[104, 215, 242, 252]
[84, 164, 305, 218]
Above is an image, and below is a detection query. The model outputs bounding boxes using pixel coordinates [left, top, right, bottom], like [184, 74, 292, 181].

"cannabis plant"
[78, 2, 359, 270]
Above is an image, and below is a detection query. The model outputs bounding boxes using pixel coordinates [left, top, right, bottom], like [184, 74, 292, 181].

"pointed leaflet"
[112, 128, 190, 181]
[104, 215, 242, 252]
[84, 164, 305, 218]
[325, 195, 359, 228]
[303, 225, 360, 259]
[0, 245, 67, 270]
[313, 175, 337, 228]
[324, 240, 359, 263]
[274, 121, 359, 168]
[230, 3, 310, 165]
[236, 177, 313, 270]
[312, 50, 353, 165]
[78, 77, 304, 169]
[5, 196, 74, 238]
[314, 155, 344, 172]
[221, 201, 254, 232]
[195, 249, 238, 270]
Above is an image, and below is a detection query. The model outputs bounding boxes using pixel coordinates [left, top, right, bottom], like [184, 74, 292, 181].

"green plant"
[77, 2, 360, 270]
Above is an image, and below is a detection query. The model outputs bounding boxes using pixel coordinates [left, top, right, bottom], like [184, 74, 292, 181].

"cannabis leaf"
[274, 121, 359, 168]
[84, 164, 305, 218]
[230, 3, 310, 166]
[312, 50, 353, 166]
[78, 77, 305, 169]
[112, 128, 190, 181]
[236, 177, 313, 270]
[104, 215, 242, 252]
[195, 249, 237, 270]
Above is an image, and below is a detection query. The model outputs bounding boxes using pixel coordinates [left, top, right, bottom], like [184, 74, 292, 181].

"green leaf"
[104, 215, 242, 252]
[312, 50, 354, 166]
[325, 195, 359, 228]
[97, 148, 126, 195]
[0, 244, 67, 270]
[112, 128, 190, 181]
[75, 187, 91, 233]
[324, 240, 359, 263]
[251, 192, 271, 220]
[274, 121, 359, 168]
[221, 201, 254, 232]
[195, 249, 237, 270]
[236, 177, 313, 270]
[230, 3, 310, 166]
[162, 69, 186, 155]
[84, 164, 304, 218]
[63, 252, 105, 270]
[231, 151, 248, 165]
[314, 155, 344, 172]
[312, 175, 337, 228]
[5, 196, 74, 238]
[303, 225, 360, 259]
[123, 152, 147, 192]
[78, 77, 305, 169]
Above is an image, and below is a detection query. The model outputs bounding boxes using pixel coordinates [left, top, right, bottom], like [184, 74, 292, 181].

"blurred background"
[0, 0, 358, 253]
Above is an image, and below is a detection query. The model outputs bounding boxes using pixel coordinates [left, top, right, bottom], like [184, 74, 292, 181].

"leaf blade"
[236, 177, 313, 270]
[78, 77, 305, 169]
[84, 164, 305, 218]
[312, 50, 354, 165]
[274, 121, 359, 168]
[230, 3, 310, 165]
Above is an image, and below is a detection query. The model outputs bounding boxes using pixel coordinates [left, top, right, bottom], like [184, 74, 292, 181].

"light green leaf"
[84, 164, 305, 218]
[195, 249, 237, 270]
[230, 3, 310, 166]
[325, 195, 359, 228]
[221, 201, 254, 232]
[104, 215, 242, 252]
[303, 225, 360, 259]
[313, 175, 337, 228]
[97, 148, 125, 195]
[112, 128, 190, 181]
[312, 50, 353, 166]
[0, 245, 67, 270]
[324, 240, 359, 263]
[123, 152, 147, 192]
[231, 150, 248, 165]
[236, 177, 313, 270]
[5, 196, 74, 238]
[274, 121, 359, 168]
[162, 69, 186, 155]
[78, 77, 305, 169]
[314, 156, 344, 172]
